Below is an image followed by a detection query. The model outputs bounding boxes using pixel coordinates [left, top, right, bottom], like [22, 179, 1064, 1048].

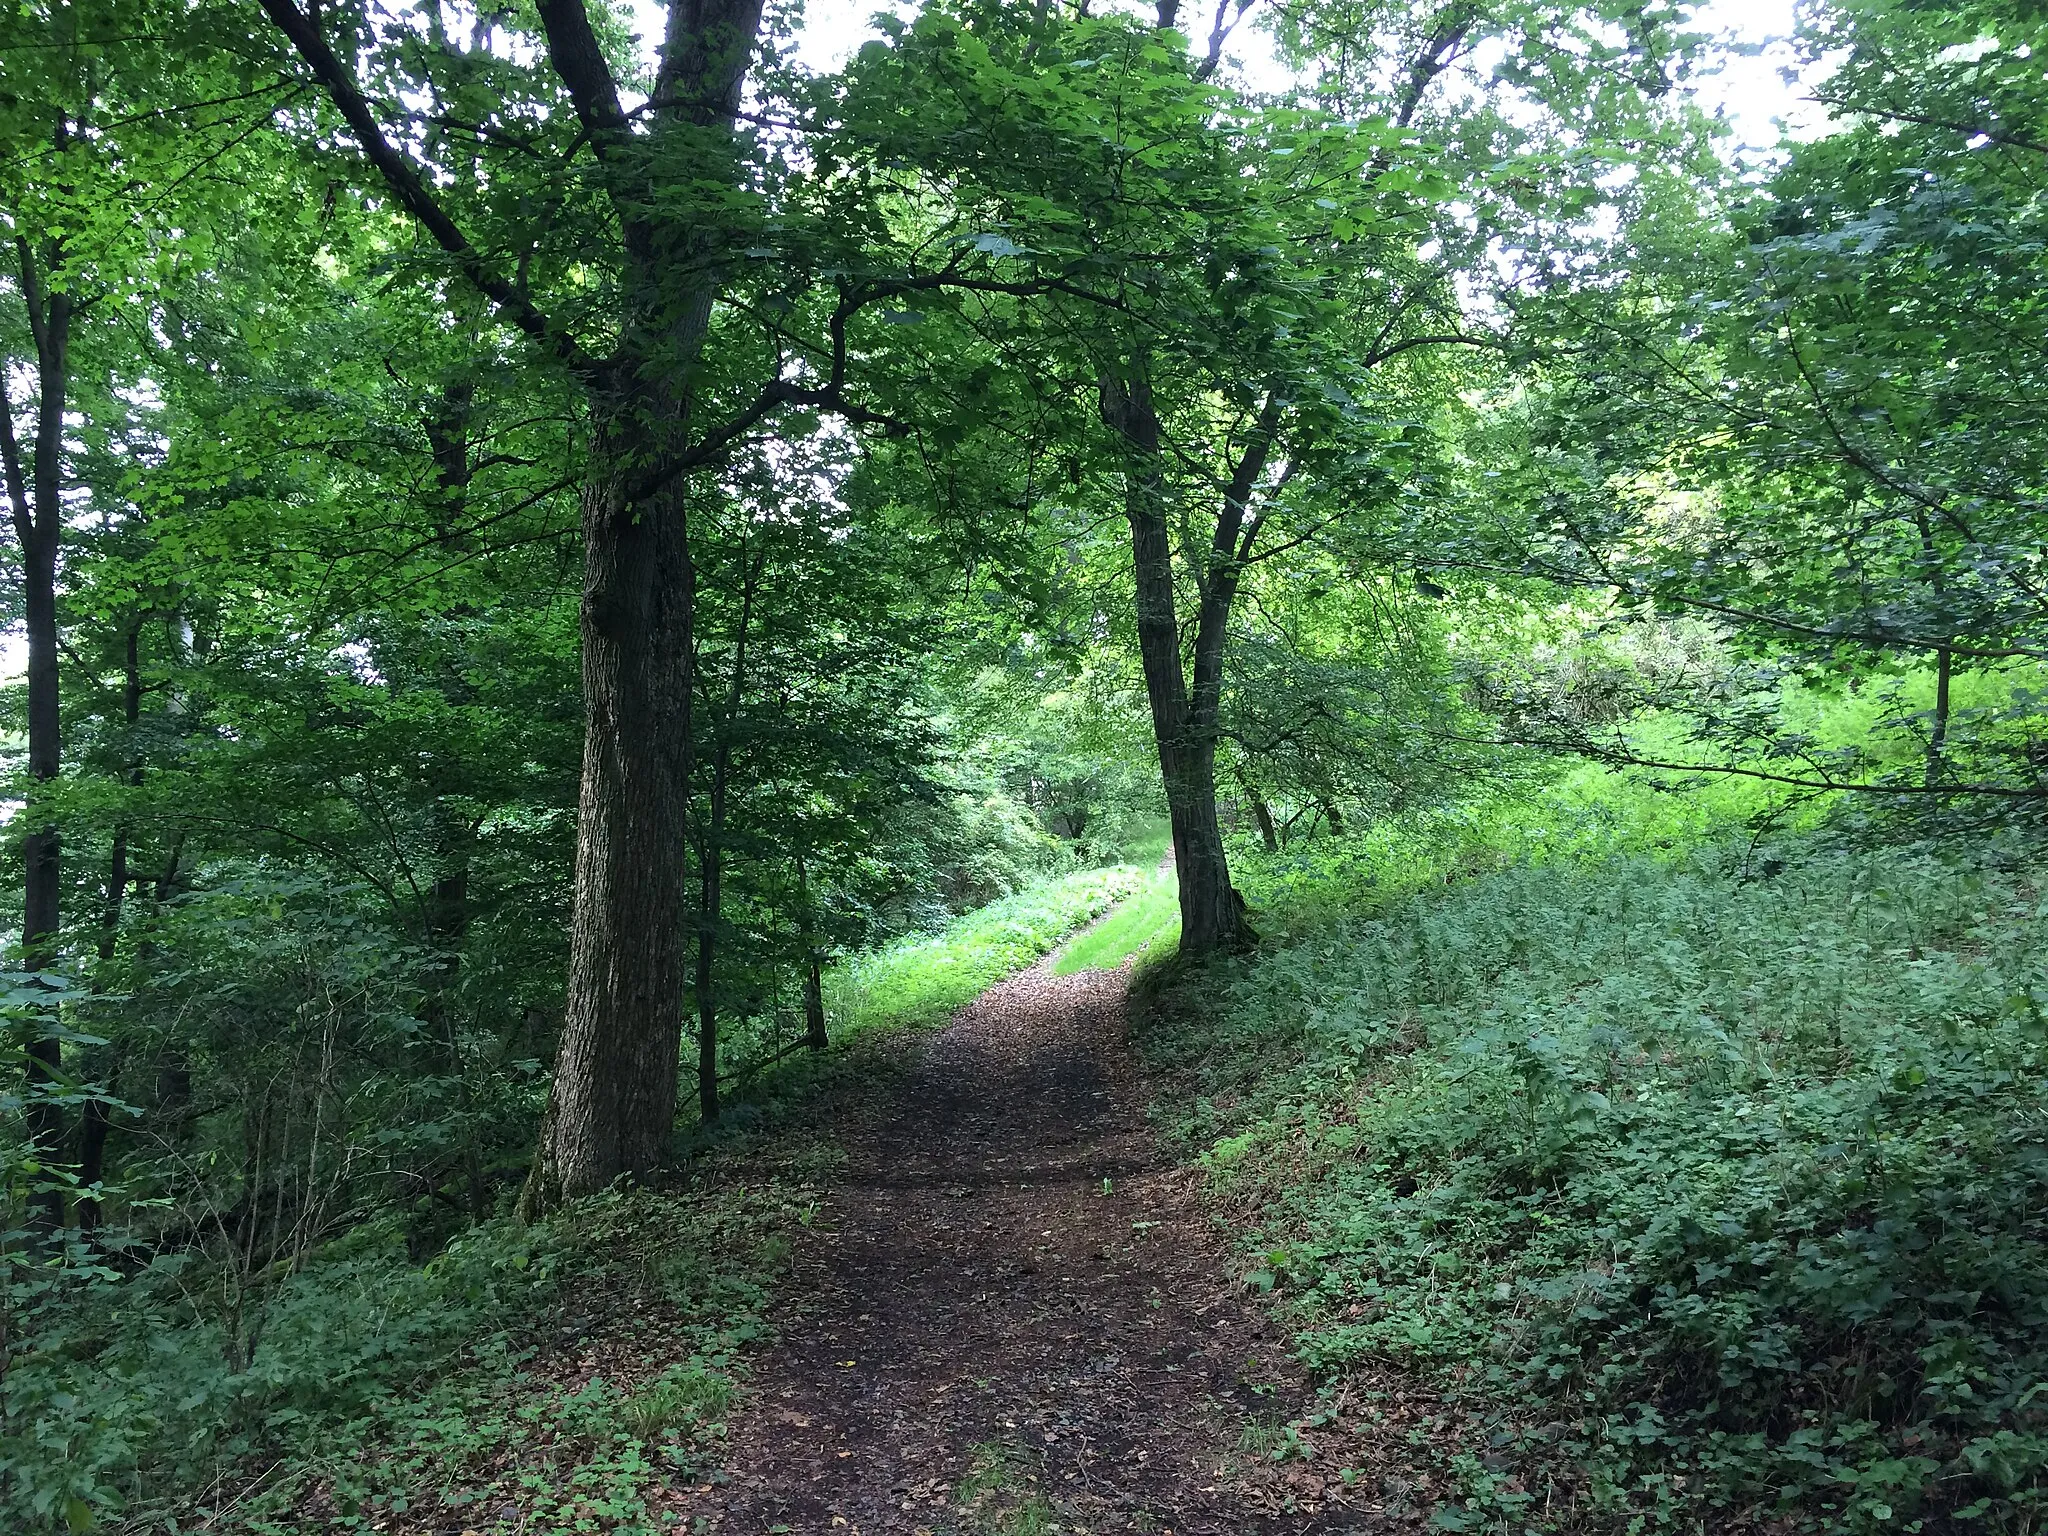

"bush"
[3, 1183, 805, 1533]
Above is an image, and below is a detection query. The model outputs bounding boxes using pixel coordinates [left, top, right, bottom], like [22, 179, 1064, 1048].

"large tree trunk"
[527, 432, 694, 1206]
[264, 0, 768, 1214]
[1161, 736, 1247, 952]
[1099, 358, 1255, 957]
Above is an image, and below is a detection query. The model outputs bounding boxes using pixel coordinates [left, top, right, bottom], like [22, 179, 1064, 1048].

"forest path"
[666, 947, 1382, 1534]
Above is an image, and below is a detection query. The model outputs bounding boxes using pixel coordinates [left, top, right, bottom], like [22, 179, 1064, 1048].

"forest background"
[3, 0, 2047, 1529]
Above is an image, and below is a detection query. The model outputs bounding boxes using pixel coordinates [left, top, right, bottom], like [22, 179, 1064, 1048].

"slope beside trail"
[666, 946, 1419, 1534]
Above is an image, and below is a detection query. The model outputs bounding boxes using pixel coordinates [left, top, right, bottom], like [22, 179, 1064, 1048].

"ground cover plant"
[4, 862, 1135, 1532]
[7, 1181, 806, 1534]
[7, 0, 2048, 1528]
[1050, 865, 1181, 976]
[1140, 783, 2048, 1533]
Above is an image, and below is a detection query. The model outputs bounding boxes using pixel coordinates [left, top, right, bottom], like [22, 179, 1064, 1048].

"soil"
[664, 952, 1407, 1535]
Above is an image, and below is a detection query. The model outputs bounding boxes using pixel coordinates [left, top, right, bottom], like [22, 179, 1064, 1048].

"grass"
[826, 863, 1146, 1032]
[617, 1362, 734, 1442]
[1117, 817, 1174, 866]
[1144, 777, 2048, 1534]
[1052, 863, 1179, 974]
[956, 1442, 1055, 1534]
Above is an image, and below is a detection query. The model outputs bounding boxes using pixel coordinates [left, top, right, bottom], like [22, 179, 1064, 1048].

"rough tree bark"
[2, 231, 73, 1229]
[262, 0, 771, 1211]
[536, 427, 696, 1195]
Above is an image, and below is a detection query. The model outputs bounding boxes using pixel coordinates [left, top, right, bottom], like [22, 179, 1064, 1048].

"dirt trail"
[669, 952, 1377, 1534]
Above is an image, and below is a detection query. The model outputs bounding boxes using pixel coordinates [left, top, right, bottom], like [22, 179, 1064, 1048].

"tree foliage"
[2, 0, 2047, 1527]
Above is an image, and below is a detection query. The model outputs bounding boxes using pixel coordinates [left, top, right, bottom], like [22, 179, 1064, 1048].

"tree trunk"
[75, 1095, 111, 1233]
[527, 431, 694, 1207]
[1926, 646, 1952, 787]
[1248, 790, 1279, 854]
[146, 837, 194, 1125]
[1099, 358, 1265, 957]
[3, 234, 73, 1229]
[78, 622, 145, 1233]
[20, 510, 62, 1201]
[1915, 510, 1953, 789]
[425, 811, 483, 1212]
[97, 621, 141, 970]
[692, 549, 759, 1124]
[795, 851, 826, 1051]
[1162, 737, 1246, 951]
[260, 0, 769, 1215]
[694, 915, 719, 1122]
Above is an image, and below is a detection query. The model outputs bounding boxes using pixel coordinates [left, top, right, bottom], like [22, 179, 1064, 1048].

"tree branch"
[1360, 330, 1505, 368]
[1191, 0, 1253, 83]
[1806, 93, 2048, 156]
[1498, 731, 2047, 799]
[532, 0, 634, 157]
[255, 0, 602, 379]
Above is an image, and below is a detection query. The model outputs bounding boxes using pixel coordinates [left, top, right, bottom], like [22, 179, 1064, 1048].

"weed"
[959, 1442, 1010, 1499]
[1237, 1414, 1310, 1463]
[618, 1365, 734, 1443]
[958, 1443, 1059, 1535]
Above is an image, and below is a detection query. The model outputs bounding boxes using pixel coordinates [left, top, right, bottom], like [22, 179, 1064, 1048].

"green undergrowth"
[1237, 753, 1826, 934]
[13, 865, 1138, 1535]
[12, 1181, 814, 1534]
[823, 862, 1144, 1031]
[1144, 818, 2048, 1534]
[1052, 863, 1178, 974]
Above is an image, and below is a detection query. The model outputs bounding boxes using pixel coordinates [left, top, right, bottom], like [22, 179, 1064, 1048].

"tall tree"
[254, 0, 932, 1206]
[1, 209, 72, 1226]
[840, 1, 1641, 954]
[1, 0, 301, 1220]
[1472, 0, 2048, 804]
